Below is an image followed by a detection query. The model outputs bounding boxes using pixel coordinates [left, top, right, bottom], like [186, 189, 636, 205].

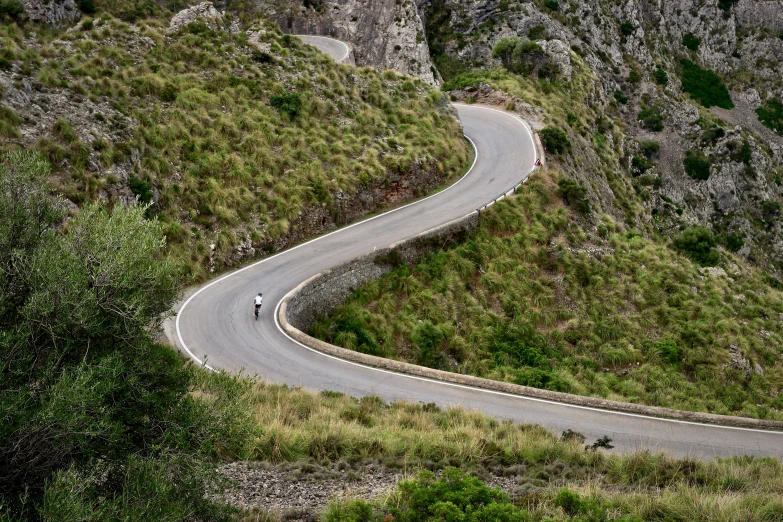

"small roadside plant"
[756, 98, 783, 133]
[680, 59, 734, 109]
[539, 126, 571, 154]
[682, 32, 701, 51]
[683, 150, 712, 180]
[673, 226, 719, 266]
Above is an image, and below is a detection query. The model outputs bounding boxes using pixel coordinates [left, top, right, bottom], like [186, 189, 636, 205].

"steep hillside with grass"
[0, 6, 469, 280]
[314, 169, 783, 420]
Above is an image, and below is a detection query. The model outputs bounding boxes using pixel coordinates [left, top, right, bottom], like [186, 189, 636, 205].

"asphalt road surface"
[296, 35, 353, 64]
[167, 37, 783, 459]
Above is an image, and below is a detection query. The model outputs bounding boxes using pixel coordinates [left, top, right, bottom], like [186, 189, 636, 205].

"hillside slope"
[0, 3, 469, 280]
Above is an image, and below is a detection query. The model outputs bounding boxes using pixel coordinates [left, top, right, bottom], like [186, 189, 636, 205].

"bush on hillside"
[613, 90, 628, 104]
[756, 98, 783, 134]
[640, 139, 660, 157]
[654, 66, 669, 86]
[539, 126, 571, 154]
[680, 59, 734, 109]
[683, 150, 712, 180]
[0, 0, 23, 18]
[129, 175, 153, 203]
[491, 36, 549, 77]
[544, 0, 559, 10]
[682, 33, 701, 51]
[0, 151, 240, 518]
[557, 177, 590, 214]
[762, 200, 781, 226]
[638, 106, 664, 131]
[620, 22, 636, 36]
[270, 92, 302, 118]
[672, 226, 719, 266]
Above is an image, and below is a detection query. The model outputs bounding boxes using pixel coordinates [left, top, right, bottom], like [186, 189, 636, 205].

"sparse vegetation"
[757, 98, 783, 134]
[638, 105, 664, 131]
[682, 32, 701, 51]
[539, 127, 571, 154]
[684, 150, 712, 180]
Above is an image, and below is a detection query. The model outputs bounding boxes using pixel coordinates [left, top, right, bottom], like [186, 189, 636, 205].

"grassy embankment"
[313, 169, 783, 420]
[198, 369, 783, 521]
[0, 15, 469, 280]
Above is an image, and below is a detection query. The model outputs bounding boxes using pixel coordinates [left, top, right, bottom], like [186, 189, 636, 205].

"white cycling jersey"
[254, 295, 263, 306]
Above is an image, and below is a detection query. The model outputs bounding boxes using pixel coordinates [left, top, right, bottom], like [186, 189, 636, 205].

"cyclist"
[253, 292, 263, 320]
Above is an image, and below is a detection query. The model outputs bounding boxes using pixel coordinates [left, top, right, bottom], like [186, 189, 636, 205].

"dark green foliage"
[756, 98, 783, 133]
[613, 90, 628, 104]
[620, 22, 636, 36]
[539, 126, 571, 154]
[0, 0, 23, 18]
[389, 468, 528, 521]
[0, 152, 234, 519]
[718, 0, 739, 11]
[491, 36, 548, 77]
[682, 33, 701, 51]
[81, 19, 94, 31]
[129, 175, 153, 203]
[640, 139, 660, 157]
[680, 59, 734, 109]
[638, 106, 664, 131]
[77, 0, 97, 14]
[653, 66, 669, 86]
[555, 488, 608, 518]
[627, 67, 641, 84]
[557, 177, 590, 213]
[412, 320, 445, 368]
[700, 126, 725, 144]
[160, 83, 178, 102]
[683, 150, 712, 180]
[543, 0, 559, 10]
[631, 156, 653, 175]
[728, 139, 752, 165]
[656, 340, 680, 363]
[673, 226, 719, 266]
[724, 233, 744, 252]
[527, 25, 545, 40]
[762, 200, 781, 226]
[270, 92, 302, 118]
[0, 57, 11, 71]
[251, 49, 273, 63]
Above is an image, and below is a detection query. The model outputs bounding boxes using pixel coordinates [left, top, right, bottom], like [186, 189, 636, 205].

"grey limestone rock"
[22, 0, 80, 26]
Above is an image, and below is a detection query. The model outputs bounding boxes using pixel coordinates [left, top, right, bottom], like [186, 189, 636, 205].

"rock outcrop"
[169, 1, 223, 32]
[253, 0, 440, 85]
[22, 0, 80, 26]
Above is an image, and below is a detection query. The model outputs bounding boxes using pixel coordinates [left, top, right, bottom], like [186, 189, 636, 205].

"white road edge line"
[175, 101, 782, 436]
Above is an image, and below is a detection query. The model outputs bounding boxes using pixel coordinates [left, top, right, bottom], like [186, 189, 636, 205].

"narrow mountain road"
[167, 37, 783, 459]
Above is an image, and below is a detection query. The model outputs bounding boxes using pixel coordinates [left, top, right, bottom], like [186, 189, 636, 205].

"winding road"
[167, 37, 783, 459]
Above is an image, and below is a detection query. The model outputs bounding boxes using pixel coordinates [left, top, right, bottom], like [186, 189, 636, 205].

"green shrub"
[640, 139, 660, 157]
[557, 177, 590, 213]
[638, 106, 664, 131]
[129, 175, 153, 203]
[631, 156, 653, 175]
[613, 90, 628, 104]
[656, 340, 680, 363]
[654, 66, 669, 86]
[673, 226, 719, 266]
[539, 126, 570, 154]
[682, 33, 701, 51]
[762, 200, 781, 226]
[718, 0, 739, 11]
[756, 98, 783, 133]
[270, 92, 302, 118]
[700, 126, 725, 144]
[683, 150, 712, 180]
[543, 0, 559, 10]
[81, 19, 94, 31]
[0, 0, 24, 18]
[527, 25, 546, 40]
[388, 468, 528, 521]
[77, 0, 97, 14]
[724, 232, 744, 252]
[491, 36, 547, 76]
[620, 22, 636, 36]
[680, 59, 734, 109]
[0, 56, 11, 71]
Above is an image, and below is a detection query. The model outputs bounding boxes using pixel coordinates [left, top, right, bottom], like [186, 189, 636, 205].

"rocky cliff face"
[253, 0, 440, 84]
[22, 0, 81, 25]
[409, 0, 783, 274]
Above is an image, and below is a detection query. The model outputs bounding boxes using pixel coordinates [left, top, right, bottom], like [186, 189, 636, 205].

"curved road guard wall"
[279, 202, 783, 433]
